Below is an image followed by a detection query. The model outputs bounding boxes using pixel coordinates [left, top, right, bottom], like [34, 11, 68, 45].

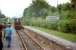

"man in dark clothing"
[0, 24, 4, 50]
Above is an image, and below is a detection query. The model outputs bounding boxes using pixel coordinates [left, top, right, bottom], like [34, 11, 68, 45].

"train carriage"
[14, 18, 24, 30]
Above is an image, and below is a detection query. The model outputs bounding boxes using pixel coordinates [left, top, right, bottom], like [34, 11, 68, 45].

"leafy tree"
[57, 1, 76, 33]
[0, 11, 6, 18]
[0, 10, 7, 24]
[23, 0, 57, 18]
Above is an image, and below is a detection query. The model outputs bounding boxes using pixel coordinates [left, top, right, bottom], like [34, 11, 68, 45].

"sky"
[0, 0, 70, 18]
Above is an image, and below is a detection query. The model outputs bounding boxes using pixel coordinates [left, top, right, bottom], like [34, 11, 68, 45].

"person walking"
[4, 24, 12, 48]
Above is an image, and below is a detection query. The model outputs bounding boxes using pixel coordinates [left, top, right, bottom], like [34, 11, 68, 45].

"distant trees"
[22, 0, 76, 33]
[0, 10, 7, 24]
[0, 11, 5, 18]
[57, 1, 76, 33]
[23, 0, 57, 18]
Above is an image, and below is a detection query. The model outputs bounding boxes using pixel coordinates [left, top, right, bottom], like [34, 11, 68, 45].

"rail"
[23, 26, 76, 50]
[16, 30, 44, 50]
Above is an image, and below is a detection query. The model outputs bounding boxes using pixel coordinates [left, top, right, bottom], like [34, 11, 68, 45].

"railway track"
[14, 18, 74, 50]
[16, 30, 27, 50]
[22, 29, 72, 50]
[16, 29, 72, 50]
[16, 30, 44, 50]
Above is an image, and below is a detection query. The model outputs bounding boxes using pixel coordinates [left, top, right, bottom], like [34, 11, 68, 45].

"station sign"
[46, 16, 59, 23]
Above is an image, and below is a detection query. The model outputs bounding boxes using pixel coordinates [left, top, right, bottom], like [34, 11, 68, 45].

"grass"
[32, 26, 76, 42]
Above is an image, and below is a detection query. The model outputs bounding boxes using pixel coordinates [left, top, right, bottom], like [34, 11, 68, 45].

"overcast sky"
[0, 0, 70, 18]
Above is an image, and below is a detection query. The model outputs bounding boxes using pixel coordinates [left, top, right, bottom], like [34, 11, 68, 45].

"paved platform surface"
[3, 28, 22, 50]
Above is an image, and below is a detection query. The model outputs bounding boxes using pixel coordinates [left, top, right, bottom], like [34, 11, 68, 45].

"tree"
[0, 10, 6, 24]
[23, 0, 57, 18]
[0, 11, 5, 18]
[57, 1, 76, 33]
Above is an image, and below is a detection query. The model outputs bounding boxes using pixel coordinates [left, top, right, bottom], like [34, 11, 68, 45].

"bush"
[68, 19, 76, 33]
[58, 19, 69, 32]
[58, 19, 76, 33]
[23, 17, 76, 33]
[46, 22, 58, 30]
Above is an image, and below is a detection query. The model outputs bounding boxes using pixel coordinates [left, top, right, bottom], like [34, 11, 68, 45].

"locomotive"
[14, 18, 24, 30]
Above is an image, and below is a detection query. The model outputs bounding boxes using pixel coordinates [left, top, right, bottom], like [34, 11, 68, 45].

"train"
[14, 18, 24, 30]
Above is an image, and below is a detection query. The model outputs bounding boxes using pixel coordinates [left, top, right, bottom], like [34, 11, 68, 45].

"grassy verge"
[32, 26, 76, 42]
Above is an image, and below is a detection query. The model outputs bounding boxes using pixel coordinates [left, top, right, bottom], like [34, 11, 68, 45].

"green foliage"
[32, 0, 49, 9]
[23, 0, 57, 18]
[23, 0, 58, 29]
[56, 2, 76, 33]
[22, 1, 76, 33]
[68, 19, 76, 33]
[0, 11, 5, 18]
[58, 19, 76, 33]
[58, 19, 70, 32]
[0, 11, 7, 24]
[22, 17, 58, 30]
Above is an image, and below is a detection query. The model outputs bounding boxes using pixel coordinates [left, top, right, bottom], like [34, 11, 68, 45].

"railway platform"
[2, 28, 23, 50]
[2, 26, 76, 50]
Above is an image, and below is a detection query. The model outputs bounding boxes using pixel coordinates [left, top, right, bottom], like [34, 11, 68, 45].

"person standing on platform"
[4, 24, 13, 48]
[0, 24, 4, 50]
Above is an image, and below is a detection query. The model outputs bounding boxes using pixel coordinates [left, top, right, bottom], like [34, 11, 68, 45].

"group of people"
[0, 24, 13, 50]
